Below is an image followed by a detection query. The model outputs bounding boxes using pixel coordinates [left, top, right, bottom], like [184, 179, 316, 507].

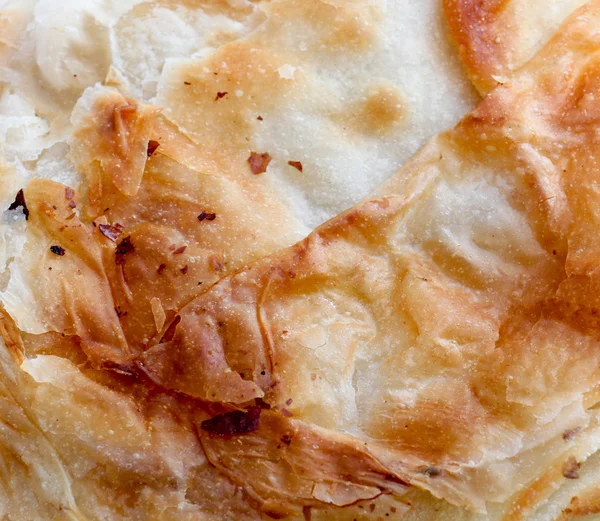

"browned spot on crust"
[336, 83, 406, 135]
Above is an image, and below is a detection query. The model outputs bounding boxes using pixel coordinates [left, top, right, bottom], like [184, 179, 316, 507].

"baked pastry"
[2, 0, 600, 520]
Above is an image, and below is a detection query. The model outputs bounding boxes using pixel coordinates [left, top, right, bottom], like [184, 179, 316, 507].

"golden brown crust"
[444, 0, 589, 94]
[70, 88, 160, 206]
[443, 0, 509, 93]
[199, 411, 408, 517]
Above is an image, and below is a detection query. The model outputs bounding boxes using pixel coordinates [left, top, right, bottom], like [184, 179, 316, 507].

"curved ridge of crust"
[444, 0, 589, 94]
[443, 0, 509, 93]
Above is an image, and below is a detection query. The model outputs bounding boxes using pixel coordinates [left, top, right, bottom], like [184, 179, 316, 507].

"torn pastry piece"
[0, 314, 270, 521]
[1, 84, 306, 373]
[444, 0, 588, 94]
[70, 85, 159, 201]
[134, 0, 600, 513]
[1, 179, 130, 367]
[197, 410, 409, 518]
[0, 325, 411, 521]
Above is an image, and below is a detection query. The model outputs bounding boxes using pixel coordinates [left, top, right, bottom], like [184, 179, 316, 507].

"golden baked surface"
[444, 0, 588, 93]
[2, 1, 600, 520]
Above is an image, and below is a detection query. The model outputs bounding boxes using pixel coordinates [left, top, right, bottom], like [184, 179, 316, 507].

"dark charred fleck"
[147, 140, 160, 157]
[115, 236, 134, 265]
[563, 427, 582, 441]
[184, 81, 191, 85]
[281, 434, 293, 445]
[102, 361, 135, 376]
[160, 315, 181, 343]
[180, 265, 189, 274]
[65, 187, 75, 200]
[198, 211, 217, 222]
[50, 245, 65, 256]
[200, 407, 261, 436]
[255, 398, 271, 410]
[563, 456, 581, 479]
[257, 115, 263, 121]
[68, 200, 77, 209]
[385, 474, 410, 486]
[288, 161, 303, 172]
[115, 306, 128, 318]
[99, 224, 122, 242]
[303, 506, 312, 521]
[215, 91, 228, 101]
[157, 263, 167, 275]
[173, 245, 187, 255]
[8, 189, 29, 220]
[260, 370, 266, 376]
[420, 466, 442, 478]
[286, 398, 293, 406]
[248, 152, 272, 175]
[209, 256, 224, 272]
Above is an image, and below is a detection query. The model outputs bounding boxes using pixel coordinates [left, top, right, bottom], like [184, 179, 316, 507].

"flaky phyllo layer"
[2, 0, 600, 520]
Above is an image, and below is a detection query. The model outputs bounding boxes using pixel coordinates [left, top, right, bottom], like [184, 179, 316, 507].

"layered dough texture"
[2, 0, 600, 520]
